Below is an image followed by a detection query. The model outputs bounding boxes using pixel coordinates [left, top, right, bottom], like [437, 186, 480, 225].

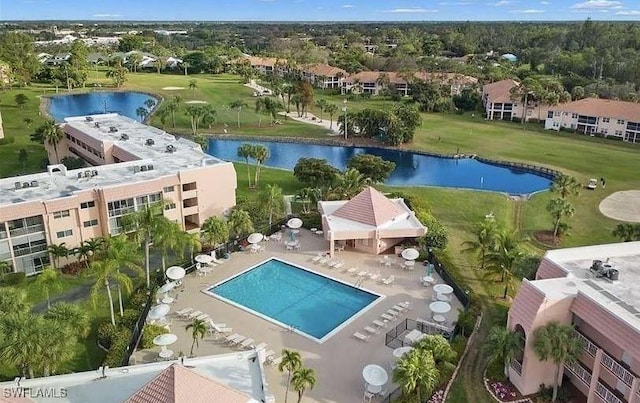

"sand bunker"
[162, 86, 185, 90]
[184, 100, 208, 104]
[599, 190, 640, 223]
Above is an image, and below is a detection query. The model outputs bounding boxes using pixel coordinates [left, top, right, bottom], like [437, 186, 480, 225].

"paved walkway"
[278, 111, 340, 136]
[599, 190, 640, 223]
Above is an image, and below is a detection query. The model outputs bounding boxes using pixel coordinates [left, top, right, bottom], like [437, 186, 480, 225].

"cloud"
[92, 13, 121, 18]
[438, 1, 474, 5]
[616, 9, 640, 14]
[487, 0, 515, 6]
[509, 8, 545, 13]
[342, 4, 356, 7]
[570, 0, 623, 9]
[382, 8, 439, 13]
[540, 1, 550, 4]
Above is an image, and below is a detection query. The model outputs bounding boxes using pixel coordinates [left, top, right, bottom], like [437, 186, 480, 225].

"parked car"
[587, 178, 597, 190]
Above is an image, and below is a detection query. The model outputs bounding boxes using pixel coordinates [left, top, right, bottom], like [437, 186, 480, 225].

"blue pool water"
[207, 139, 552, 195]
[209, 259, 380, 341]
[48, 91, 158, 122]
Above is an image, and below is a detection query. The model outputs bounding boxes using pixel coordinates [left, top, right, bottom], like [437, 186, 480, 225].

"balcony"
[510, 359, 522, 376]
[565, 361, 592, 387]
[181, 189, 198, 200]
[595, 381, 624, 403]
[9, 224, 45, 238]
[574, 329, 636, 388]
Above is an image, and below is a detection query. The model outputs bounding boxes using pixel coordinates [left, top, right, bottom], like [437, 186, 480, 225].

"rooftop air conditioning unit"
[30, 180, 38, 187]
[165, 145, 176, 153]
[147, 164, 154, 171]
[120, 134, 129, 140]
[145, 139, 155, 146]
[22, 182, 30, 188]
[133, 166, 141, 173]
[94, 122, 100, 128]
[14, 182, 22, 190]
[109, 126, 118, 133]
[84, 170, 91, 178]
[140, 165, 148, 172]
[85, 116, 93, 122]
[91, 170, 98, 177]
[77, 172, 84, 179]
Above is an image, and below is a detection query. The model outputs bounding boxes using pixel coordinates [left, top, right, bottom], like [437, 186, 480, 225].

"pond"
[48, 91, 158, 122]
[208, 139, 552, 195]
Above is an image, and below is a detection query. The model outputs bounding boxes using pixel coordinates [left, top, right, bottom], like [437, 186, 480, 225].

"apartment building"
[341, 71, 477, 97]
[238, 56, 287, 76]
[0, 114, 236, 275]
[298, 64, 346, 89]
[507, 242, 640, 403]
[544, 98, 640, 143]
[482, 79, 552, 122]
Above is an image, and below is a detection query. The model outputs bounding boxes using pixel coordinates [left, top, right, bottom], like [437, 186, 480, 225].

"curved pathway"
[599, 190, 640, 223]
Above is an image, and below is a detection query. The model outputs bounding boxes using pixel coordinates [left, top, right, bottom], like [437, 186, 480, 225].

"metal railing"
[120, 283, 157, 367]
[385, 318, 455, 349]
[430, 254, 471, 310]
[595, 381, 624, 403]
[510, 359, 523, 376]
[574, 329, 636, 387]
[573, 329, 598, 357]
[565, 361, 592, 387]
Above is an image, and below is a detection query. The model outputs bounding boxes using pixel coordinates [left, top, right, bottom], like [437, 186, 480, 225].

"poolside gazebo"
[318, 187, 426, 257]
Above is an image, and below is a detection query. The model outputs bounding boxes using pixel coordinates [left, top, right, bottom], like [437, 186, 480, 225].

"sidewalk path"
[278, 111, 340, 136]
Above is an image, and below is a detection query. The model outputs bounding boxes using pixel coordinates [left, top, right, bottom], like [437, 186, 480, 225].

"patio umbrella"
[287, 217, 303, 229]
[148, 304, 171, 320]
[429, 301, 451, 315]
[195, 254, 214, 264]
[401, 248, 420, 261]
[247, 233, 264, 244]
[153, 333, 178, 351]
[157, 281, 177, 294]
[165, 266, 186, 281]
[362, 364, 388, 387]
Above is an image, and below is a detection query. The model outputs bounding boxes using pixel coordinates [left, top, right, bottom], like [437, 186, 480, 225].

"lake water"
[208, 139, 551, 195]
[48, 91, 157, 122]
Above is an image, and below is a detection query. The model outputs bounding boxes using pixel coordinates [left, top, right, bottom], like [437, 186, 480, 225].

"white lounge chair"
[353, 332, 370, 341]
[187, 310, 203, 319]
[254, 342, 268, 351]
[364, 326, 379, 335]
[240, 338, 255, 349]
[357, 271, 369, 279]
[319, 257, 330, 265]
[373, 319, 386, 328]
[369, 272, 381, 281]
[382, 275, 395, 285]
[264, 349, 276, 360]
[175, 308, 193, 317]
[268, 356, 283, 366]
[347, 267, 358, 275]
[311, 253, 324, 263]
[399, 301, 412, 311]
[381, 313, 395, 321]
[333, 262, 344, 270]
[196, 313, 210, 321]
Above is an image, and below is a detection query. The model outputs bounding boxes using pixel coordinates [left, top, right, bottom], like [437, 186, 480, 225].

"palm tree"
[122, 202, 167, 288]
[32, 317, 76, 376]
[201, 105, 216, 129]
[156, 106, 170, 128]
[90, 256, 133, 325]
[44, 302, 91, 337]
[325, 104, 338, 129]
[82, 237, 106, 267]
[18, 148, 28, 170]
[253, 145, 270, 187]
[278, 349, 302, 403]
[0, 313, 46, 377]
[462, 218, 499, 270]
[547, 198, 575, 238]
[228, 209, 254, 238]
[47, 242, 69, 270]
[229, 99, 248, 128]
[261, 184, 285, 226]
[153, 220, 185, 272]
[329, 168, 370, 200]
[185, 104, 204, 135]
[166, 100, 179, 128]
[454, 308, 476, 338]
[612, 222, 640, 242]
[188, 79, 197, 93]
[314, 99, 328, 122]
[486, 326, 524, 377]
[201, 216, 230, 248]
[394, 348, 440, 403]
[533, 322, 583, 402]
[186, 318, 207, 356]
[255, 98, 266, 127]
[144, 98, 156, 109]
[103, 235, 143, 315]
[0, 287, 30, 314]
[551, 174, 581, 199]
[193, 134, 209, 151]
[414, 335, 458, 377]
[291, 367, 317, 403]
[485, 230, 525, 299]
[295, 188, 314, 214]
[34, 267, 63, 310]
[42, 120, 64, 163]
[237, 143, 255, 188]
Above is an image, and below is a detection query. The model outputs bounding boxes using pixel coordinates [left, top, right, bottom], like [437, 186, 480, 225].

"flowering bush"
[487, 380, 518, 401]
[427, 390, 445, 403]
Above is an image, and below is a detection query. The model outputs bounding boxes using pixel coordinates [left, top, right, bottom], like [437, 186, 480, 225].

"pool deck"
[134, 229, 463, 402]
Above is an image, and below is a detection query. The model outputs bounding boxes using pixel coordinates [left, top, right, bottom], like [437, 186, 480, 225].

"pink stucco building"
[0, 114, 236, 275]
[507, 242, 640, 403]
[318, 187, 426, 256]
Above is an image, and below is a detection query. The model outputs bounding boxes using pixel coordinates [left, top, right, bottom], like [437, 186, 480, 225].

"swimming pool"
[206, 258, 381, 343]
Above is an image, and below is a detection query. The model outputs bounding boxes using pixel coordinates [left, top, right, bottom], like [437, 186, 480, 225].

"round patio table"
[429, 301, 451, 314]
[362, 364, 388, 387]
[367, 384, 382, 394]
[433, 284, 454, 295]
[392, 346, 413, 358]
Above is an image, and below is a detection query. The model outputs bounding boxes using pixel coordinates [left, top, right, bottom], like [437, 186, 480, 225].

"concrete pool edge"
[200, 257, 386, 344]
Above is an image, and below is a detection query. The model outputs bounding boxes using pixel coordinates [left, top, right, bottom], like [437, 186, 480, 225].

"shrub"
[60, 261, 84, 276]
[451, 335, 467, 358]
[97, 322, 117, 349]
[300, 212, 321, 230]
[139, 324, 167, 349]
[126, 288, 150, 309]
[1, 272, 26, 286]
[0, 136, 16, 145]
[116, 308, 140, 328]
[103, 328, 132, 367]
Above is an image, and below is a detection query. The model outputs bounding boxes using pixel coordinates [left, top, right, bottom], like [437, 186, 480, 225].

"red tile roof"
[345, 71, 476, 86]
[482, 79, 520, 104]
[550, 98, 640, 122]
[333, 187, 404, 226]
[239, 56, 285, 68]
[300, 64, 346, 77]
[125, 364, 253, 403]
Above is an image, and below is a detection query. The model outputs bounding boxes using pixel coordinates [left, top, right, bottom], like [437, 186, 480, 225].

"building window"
[165, 202, 176, 210]
[601, 129, 608, 134]
[615, 130, 623, 136]
[572, 113, 578, 119]
[547, 111, 553, 118]
[602, 117, 610, 123]
[163, 186, 175, 193]
[618, 119, 625, 124]
[80, 201, 96, 209]
[52, 210, 70, 219]
[83, 219, 98, 228]
[56, 229, 73, 238]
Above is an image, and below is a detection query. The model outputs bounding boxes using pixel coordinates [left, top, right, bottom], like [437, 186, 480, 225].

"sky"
[2, 0, 640, 21]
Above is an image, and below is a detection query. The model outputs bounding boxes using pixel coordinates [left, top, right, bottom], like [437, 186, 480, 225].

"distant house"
[544, 98, 640, 143]
[482, 79, 553, 122]
[36, 52, 52, 63]
[341, 71, 477, 97]
[297, 64, 346, 89]
[501, 53, 518, 62]
[44, 53, 71, 66]
[238, 56, 287, 76]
